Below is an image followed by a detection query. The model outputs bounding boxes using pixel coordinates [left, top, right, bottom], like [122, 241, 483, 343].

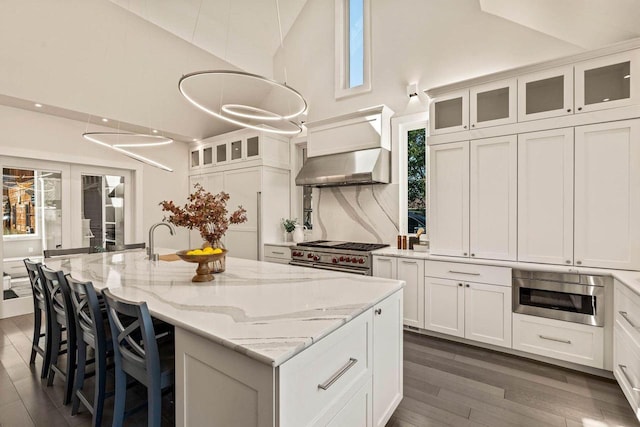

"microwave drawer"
[424, 260, 511, 286]
[513, 313, 604, 368]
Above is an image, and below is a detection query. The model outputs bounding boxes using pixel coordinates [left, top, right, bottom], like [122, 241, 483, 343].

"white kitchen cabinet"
[372, 256, 396, 279]
[372, 291, 403, 427]
[189, 166, 290, 261]
[324, 379, 372, 427]
[263, 244, 291, 264]
[518, 128, 574, 265]
[424, 277, 465, 338]
[429, 90, 469, 135]
[464, 282, 511, 348]
[614, 281, 640, 421]
[424, 261, 511, 349]
[469, 135, 517, 261]
[372, 256, 423, 329]
[429, 141, 469, 257]
[518, 66, 574, 121]
[574, 119, 640, 270]
[397, 258, 424, 329]
[575, 50, 640, 114]
[469, 79, 517, 129]
[190, 147, 201, 170]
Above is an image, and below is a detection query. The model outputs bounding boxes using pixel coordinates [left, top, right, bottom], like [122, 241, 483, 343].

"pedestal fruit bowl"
[176, 248, 228, 282]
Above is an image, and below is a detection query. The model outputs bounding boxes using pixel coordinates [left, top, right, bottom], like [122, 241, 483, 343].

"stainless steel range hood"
[295, 148, 390, 187]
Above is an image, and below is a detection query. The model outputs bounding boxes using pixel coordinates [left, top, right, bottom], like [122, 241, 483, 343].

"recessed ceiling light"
[34, 103, 42, 108]
[192, 138, 198, 142]
[102, 118, 109, 122]
[603, 98, 610, 102]
[624, 74, 631, 79]
[152, 129, 158, 133]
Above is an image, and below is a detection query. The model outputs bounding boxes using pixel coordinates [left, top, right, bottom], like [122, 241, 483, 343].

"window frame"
[394, 112, 429, 237]
[334, 0, 372, 99]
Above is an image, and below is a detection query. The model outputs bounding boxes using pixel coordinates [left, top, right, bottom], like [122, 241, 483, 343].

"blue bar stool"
[67, 277, 113, 426]
[38, 265, 77, 406]
[102, 289, 175, 427]
[23, 259, 51, 378]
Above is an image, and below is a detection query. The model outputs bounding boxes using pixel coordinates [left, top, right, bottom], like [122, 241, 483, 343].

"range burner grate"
[297, 241, 388, 252]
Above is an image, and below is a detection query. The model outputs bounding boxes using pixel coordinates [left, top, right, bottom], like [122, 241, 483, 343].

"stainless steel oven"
[513, 270, 608, 327]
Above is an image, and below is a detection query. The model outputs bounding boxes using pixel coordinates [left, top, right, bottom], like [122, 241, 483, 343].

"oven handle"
[311, 264, 369, 275]
[289, 261, 311, 267]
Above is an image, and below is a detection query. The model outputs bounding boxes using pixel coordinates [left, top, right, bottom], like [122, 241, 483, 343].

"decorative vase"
[292, 224, 306, 243]
[203, 240, 226, 273]
[283, 230, 290, 242]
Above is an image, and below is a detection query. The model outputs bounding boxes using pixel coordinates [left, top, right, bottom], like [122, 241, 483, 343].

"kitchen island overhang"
[46, 250, 404, 426]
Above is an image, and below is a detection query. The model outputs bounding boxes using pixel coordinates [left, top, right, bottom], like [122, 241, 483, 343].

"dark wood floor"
[387, 331, 640, 427]
[1, 313, 638, 426]
[0, 313, 173, 427]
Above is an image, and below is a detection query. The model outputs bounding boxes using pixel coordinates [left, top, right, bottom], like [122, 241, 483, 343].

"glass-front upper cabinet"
[190, 148, 201, 170]
[216, 143, 228, 164]
[470, 78, 517, 129]
[518, 66, 574, 121]
[429, 90, 469, 135]
[575, 51, 639, 113]
[230, 140, 243, 161]
[247, 136, 260, 159]
[202, 146, 213, 167]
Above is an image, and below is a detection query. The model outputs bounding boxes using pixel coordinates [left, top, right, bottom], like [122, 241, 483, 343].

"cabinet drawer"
[263, 256, 291, 265]
[512, 313, 604, 368]
[263, 245, 291, 260]
[424, 260, 511, 286]
[614, 326, 640, 413]
[615, 282, 640, 348]
[279, 310, 372, 427]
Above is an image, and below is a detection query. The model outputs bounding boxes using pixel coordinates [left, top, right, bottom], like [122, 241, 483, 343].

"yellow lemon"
[186, 250, 195, 255]
[202, 247, 215, 254]
[211, 248, 223, 254]
[191, 249, 204, 255]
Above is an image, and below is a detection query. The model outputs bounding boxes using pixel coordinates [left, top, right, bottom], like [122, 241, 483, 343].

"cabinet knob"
[466, 284, 470, 288]
[576, 260, 582, 265]
[471, 124, 475, 128]
[463, 252, 468, 256]
[471, 253, 475, 257]
[578, 107, 583, 111]
[567, 108, 572, 112]
[374, 308, 382, 315]
[565, 260, 571, 264]
[458, 283, 463, 287]
[463, 125, 468, 129]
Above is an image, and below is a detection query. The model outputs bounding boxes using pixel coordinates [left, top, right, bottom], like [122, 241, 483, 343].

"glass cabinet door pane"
[434, 98, 463, 130]
[231, 140, 242, 160]
[203, 147, 213, 165]
[476, 87, 509, 122]
[216, 144, 227, 162]
[191, 150, 200, 167]
[526, 76, 564, 114]
[584, 61, 630, 105]
[247, 136, 259, 157]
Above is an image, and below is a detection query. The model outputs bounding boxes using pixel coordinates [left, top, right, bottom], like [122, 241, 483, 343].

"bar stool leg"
[47, 327, 62, 386]
[71, 341, 86, 415]
[30, 308, 41, 365]
[41, 316, 52, 379]
[92, 350, 107, 427]
[112, 367, 127, 427]
[148, 381, 163, 427]
[63, 336, 76, 405]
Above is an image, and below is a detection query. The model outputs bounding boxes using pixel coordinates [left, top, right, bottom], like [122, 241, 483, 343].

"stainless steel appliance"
[290, 240, 389, 275]
[513, 269, 608, 327]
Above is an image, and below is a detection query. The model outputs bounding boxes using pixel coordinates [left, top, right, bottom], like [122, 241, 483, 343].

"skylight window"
[335, 0, 371, 98]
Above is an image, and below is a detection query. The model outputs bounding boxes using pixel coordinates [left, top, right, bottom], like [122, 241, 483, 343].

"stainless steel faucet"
[148, 222, 175, 261]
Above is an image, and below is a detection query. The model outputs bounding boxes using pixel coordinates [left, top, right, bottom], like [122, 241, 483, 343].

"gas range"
[289, 240, 389, 275]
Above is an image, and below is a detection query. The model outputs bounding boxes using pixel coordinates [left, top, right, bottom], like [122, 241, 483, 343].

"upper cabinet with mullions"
[430, 49, 640, 135]
[429, 79, 516, 135]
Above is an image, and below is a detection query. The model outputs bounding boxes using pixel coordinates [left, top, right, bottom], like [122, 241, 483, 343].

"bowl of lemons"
[176, 247, 227, 282]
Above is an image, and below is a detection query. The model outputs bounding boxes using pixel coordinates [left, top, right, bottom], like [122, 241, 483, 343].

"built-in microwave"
[512, 270, 608, 327]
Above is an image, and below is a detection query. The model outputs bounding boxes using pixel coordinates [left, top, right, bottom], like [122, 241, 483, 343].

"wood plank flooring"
[387, 331, 640, 427]
[1, 313, 638, 426]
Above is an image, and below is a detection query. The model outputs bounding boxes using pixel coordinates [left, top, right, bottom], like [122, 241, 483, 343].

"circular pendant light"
[178, 70, 306, 136]
[83, 132, 174, 172]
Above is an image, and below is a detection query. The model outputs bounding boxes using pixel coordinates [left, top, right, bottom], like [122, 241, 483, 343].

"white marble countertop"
[372, 247, 640, 295]
[45, 250, 404, 367]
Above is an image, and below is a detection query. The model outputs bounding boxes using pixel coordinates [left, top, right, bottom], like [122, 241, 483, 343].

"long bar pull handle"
[619, 365, 640, 392]
[318, 358, 358, 390]
[257, 192, 262, 261]
[620, 311, 637, 328]
[448, 270, 481, 276]
[401, 260, 417, 264]
[539, 335, 571, 344]
[271, 251, 285, 255]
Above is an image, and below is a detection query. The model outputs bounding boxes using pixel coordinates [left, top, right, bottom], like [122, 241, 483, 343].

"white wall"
[0, 0, 238, 140]
[275, 0, 583, 122]
[0, 105, 190, 251]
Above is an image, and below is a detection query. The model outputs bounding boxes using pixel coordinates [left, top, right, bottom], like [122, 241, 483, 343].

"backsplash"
[311, 184, 399, 245]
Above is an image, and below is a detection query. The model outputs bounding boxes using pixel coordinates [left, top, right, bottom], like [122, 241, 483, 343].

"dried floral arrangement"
[160, 183, 247, 247]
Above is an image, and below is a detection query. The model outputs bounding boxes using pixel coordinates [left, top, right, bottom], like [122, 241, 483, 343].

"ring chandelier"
[82, 132, 174, 172]
[178, 70, 307, 136]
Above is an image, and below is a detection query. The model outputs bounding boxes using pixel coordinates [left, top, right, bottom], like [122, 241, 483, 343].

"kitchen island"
[46, 249, 404, 427]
